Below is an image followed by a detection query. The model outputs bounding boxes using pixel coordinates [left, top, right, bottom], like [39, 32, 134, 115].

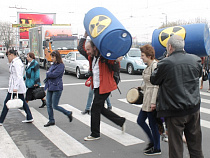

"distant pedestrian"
[203, 56, 210, 92]
[137, 44, 161, 156]
[24, 52, 46, 108]
[44, 50, 73, 127]
[0, 50, 33, 126]
[151, 35, 204, 158]
[78, 32, 126, 141]
[200, 56, 205, 89]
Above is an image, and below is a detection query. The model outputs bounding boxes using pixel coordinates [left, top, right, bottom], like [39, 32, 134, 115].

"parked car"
[0, 52, 4, 59]
[63, 51, 89, 79]
[120, 48, 147, 74]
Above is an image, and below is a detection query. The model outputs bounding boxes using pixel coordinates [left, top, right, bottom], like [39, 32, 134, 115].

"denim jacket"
[44, 63, 64, 91]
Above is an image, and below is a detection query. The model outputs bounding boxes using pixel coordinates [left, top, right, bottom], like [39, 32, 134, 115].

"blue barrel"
[152, 23, 210, 58]
[84, 7, 132, 60]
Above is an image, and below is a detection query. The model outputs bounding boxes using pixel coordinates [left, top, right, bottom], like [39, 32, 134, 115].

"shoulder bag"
[32, 87, 46, 99]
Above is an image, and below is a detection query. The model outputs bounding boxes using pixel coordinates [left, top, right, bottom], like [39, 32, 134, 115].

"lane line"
[20, 108, 91, 157]
[0, 127, 25, 158]
[60, 104, 144, 146]
[0, 79, 143, 90]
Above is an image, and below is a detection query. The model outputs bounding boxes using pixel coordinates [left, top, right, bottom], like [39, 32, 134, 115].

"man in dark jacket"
[78, 32, 126, 141]
[150, 35, 204, 158]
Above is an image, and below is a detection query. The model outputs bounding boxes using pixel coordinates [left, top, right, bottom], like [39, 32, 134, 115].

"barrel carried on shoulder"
[84, 7, 132, 60]
[152, 23, 210, 59]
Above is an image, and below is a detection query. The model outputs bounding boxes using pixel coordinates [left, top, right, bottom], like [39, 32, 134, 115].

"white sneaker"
[0, 123, 3, 126]
[122, 122, 126, 134]
[84, 136, 100, 141]
[22, 119, 34, 123]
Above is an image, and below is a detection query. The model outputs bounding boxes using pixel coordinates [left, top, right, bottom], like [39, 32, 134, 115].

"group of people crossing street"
[0, 34, 205, 158]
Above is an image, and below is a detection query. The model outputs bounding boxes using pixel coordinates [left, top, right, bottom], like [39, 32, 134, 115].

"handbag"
[153, 110, 165, 135]
[32, 87, 46, 99]
[6, 92, 23, 109]
[85, 77, 91, 87]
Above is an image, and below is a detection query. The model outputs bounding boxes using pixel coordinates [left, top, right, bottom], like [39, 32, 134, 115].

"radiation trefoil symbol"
[159, 26, 186, 47]
[89, 15, 112, 38]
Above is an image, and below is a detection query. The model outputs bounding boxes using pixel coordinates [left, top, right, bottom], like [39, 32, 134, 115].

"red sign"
[18, 13, 55, 39]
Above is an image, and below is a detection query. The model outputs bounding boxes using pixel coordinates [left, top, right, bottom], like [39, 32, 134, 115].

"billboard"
[18, 13, 56, 39]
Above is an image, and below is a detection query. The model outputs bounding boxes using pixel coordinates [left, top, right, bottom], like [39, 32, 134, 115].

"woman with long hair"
[44, 50, 73, 127]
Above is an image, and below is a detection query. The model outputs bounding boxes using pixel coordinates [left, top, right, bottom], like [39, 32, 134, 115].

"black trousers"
[90, 88, 125, 137]
[165, 110, 204, 158]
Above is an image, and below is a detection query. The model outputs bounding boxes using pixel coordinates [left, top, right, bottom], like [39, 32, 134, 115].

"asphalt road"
[0, 57, 209, 158]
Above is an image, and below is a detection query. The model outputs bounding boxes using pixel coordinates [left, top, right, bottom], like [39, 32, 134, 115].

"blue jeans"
[0, 93, 33, 123]
[137, 109, 160, 150]
[46, 90, 71, 123]
[86, 87, 111, 110]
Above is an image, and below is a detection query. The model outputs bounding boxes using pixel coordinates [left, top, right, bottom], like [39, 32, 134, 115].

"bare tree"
[0, 22, 15, 51]
[158, 17, 208, 29]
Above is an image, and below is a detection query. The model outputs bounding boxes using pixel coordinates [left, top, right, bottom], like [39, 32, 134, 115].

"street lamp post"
[162, 13, 167, 27]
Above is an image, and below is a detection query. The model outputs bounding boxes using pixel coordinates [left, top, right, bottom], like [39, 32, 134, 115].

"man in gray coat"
[150, 35, 204, 158]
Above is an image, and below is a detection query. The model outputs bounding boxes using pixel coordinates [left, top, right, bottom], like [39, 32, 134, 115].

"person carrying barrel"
[77, 32, 126, 141]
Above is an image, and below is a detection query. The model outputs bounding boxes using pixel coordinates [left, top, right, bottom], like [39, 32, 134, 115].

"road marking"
[201, 120, 210, 129]
[20, 108, 91, 157]
[118, 98, 210, 129]
[200, 91, 210, 96]
[63, 83, 84, 86]
[110, 104, 150, 125]
[0, 127, 25, 158]
[60, 104, 144, 146]
[0, 79, 143, 90]
[112, 106, 139, 123]
[118, 98, 142, 108]
[120, 79, 143, 82]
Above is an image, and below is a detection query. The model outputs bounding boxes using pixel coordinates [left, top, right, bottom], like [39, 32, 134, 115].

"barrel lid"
[100, 29, 132, 60]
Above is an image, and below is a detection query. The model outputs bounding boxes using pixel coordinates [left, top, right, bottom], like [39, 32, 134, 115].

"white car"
[63, 51, 89, 79]
[0, 52, 4, 58]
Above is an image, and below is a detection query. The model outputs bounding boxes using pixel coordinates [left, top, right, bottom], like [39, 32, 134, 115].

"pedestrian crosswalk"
[61, 104, 144, 146]
[0, 126, 24, 158]
[0, 92, 210, 157]
[19, 108, 91, 157]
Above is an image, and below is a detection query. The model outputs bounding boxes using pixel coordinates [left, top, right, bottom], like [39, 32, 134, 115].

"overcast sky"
[1, 0, 210, 42]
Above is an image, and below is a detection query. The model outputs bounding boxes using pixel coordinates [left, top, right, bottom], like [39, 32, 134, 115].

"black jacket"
[150, 50, 202, 118]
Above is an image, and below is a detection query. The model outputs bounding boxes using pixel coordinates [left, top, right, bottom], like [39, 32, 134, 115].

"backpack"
[105, 59, 121, 94]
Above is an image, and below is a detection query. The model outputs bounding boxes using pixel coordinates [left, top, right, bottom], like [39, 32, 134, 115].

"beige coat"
[141, 60, 159, 112]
